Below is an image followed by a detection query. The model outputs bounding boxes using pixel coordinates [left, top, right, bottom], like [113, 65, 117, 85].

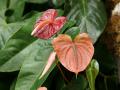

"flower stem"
[56, 63, 69, 83]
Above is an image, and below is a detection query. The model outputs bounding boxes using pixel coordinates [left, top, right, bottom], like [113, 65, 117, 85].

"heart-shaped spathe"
[31, 9, 66, 39]
[52, 33, 94, 74]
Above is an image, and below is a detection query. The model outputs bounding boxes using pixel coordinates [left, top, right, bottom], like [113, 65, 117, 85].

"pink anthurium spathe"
[52, 33, 94, 74]
[31, 9, 66, 39]
[39, 33, 94, 79]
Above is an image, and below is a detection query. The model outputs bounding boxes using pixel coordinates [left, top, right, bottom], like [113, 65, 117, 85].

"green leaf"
[65, 27, 80, 39]
[0, 13, 41, 72]
[0, 9, 63, 72]
[0, 0, 7, 19]
[25, 0, 48, 3]
[52, 0, 65, 7]
[62, 75, 88, 90]
[15, 39, 54, 90]
[7, 0, 25, 22]
[58, 20, 76, 34]
[86, 59, 99, 90]
[0, 0, 26, 23]
[0, 9, 64, 72]
[65, 0, 107, 43]
[0, 21, 23, 50]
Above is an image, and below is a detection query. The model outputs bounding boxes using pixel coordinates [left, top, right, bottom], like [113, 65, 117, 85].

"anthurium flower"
[39, 33, 94, 79]
[31, 9, 66, 39]
[52, 33, 94, 74]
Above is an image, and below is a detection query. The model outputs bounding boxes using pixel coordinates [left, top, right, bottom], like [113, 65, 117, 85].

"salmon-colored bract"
[31, 9, 66, 39]
[39, 52, 56, 79]
[52, 33, 94, 74]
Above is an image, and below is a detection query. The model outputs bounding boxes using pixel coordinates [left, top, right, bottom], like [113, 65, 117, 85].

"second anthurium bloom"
[31, 9, 66, 39]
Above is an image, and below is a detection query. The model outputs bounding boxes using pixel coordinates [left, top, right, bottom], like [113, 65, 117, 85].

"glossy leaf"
[31, 9, 66, 39]
[86, 59, 99, 90]
[15, 39, 53, 90]
[0, 13, 42, 72]
[0, 21, 23, 50]
[52, 33, 94, 74]
[65, 0, 107, 43]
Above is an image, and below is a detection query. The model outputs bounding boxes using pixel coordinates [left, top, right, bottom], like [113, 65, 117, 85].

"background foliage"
[0, 0, 119, 90]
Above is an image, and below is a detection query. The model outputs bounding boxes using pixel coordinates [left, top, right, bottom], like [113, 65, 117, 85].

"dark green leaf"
[65, 0, 107, 43]
[65, 27, 80, 39]
[58, 20, 76, 34]
[15, 39, 54, 90]
[0, 21, 23, 50]
[86, 59, 99, 90]
[0, 13, 41, 72]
